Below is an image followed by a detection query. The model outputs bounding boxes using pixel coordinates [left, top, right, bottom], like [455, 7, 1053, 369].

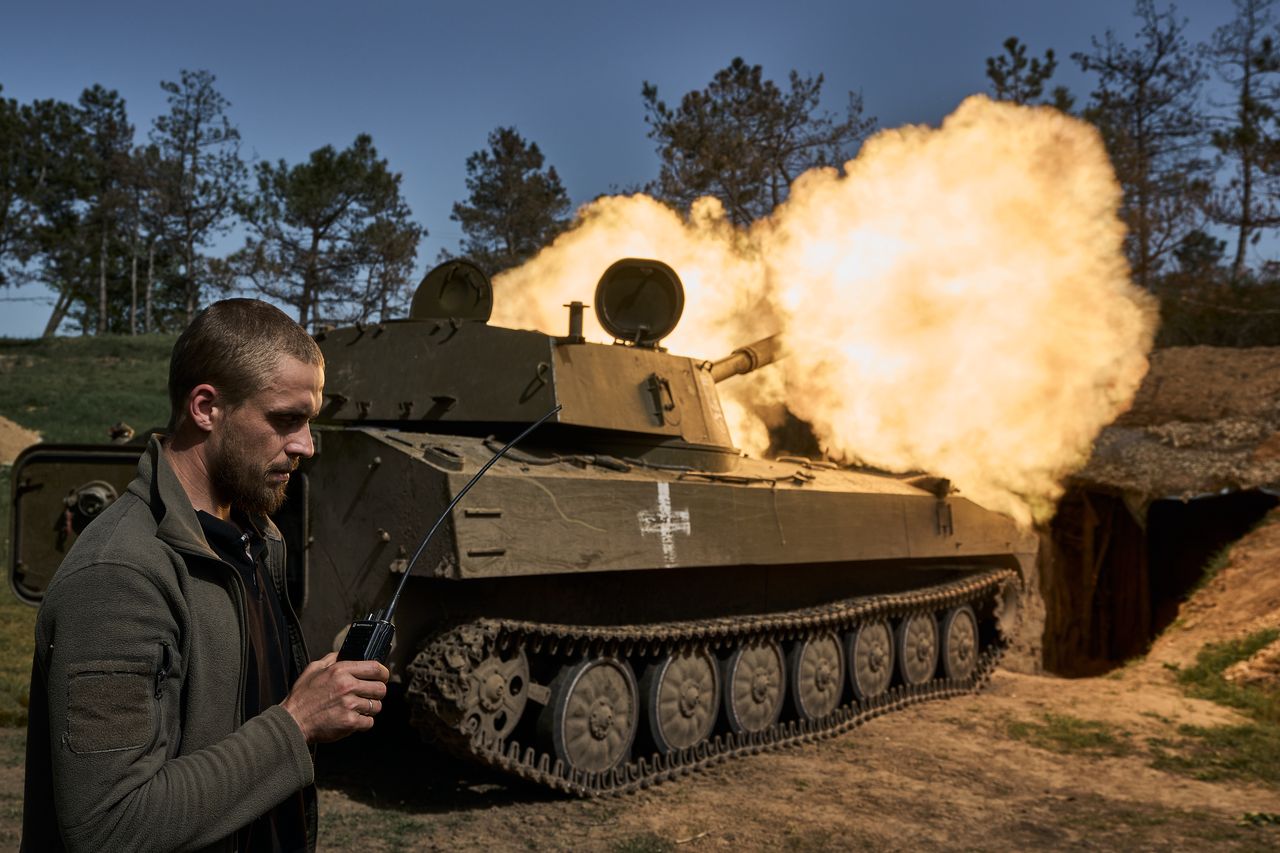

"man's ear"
[186, 384, 220, 434]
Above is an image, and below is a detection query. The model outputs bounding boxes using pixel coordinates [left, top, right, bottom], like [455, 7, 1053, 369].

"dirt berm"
[0, 416, 39, 466]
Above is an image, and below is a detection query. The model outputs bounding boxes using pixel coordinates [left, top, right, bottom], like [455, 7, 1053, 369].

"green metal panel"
[317, 320, 734, 448]
[313, 430, 1030, 585]
[8, 445, 144, 603]
[318, 321, 558, 424]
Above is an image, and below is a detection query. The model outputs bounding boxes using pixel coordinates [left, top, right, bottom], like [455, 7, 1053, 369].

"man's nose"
[288, 427, 316, 459]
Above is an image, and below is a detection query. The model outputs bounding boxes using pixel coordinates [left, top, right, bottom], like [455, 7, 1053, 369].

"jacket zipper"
[268, 537, 311, 672]
[174, 545, 250, 725]
[154, 641, 171, 699]
[226, 570, 249, 725]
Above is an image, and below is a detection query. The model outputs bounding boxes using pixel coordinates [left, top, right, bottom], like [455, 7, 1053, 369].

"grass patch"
[610, 834, 675, 853]
[0, 334, 173, 444]
[1174, 629, 1280, 725]
[319, 807, 428, 851]
[0, 596, 33, 727]
[1005, 712, 1133, 757]
[1151, 630, 1280, 786]
[1149, 724, 1280, 784]
[1240, 812, 1280, 827]
[781, 829, 842, 851]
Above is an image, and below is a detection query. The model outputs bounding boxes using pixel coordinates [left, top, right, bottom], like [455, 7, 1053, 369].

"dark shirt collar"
[196, 510, 267, 572]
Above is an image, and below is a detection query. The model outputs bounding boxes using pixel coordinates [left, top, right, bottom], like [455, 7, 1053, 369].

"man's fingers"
[348, 660, 390, 682]
[328, 659, 389, 683]
[326, 665, 388, 695]
[285, 655, 388, 744]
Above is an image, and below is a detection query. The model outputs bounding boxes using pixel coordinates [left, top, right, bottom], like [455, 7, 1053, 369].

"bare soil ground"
[0, 519, 1276, 851]
[303, 672, 1277, 852]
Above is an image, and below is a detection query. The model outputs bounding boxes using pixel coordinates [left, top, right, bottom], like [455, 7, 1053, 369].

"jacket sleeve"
[38, 561, 313, 852]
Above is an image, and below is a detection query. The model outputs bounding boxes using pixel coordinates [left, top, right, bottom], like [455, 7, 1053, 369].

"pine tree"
[986, 37, 1075, 111]
[149, 69, 245, 323]
[77, 85, 133, 334]
[1205, 0, 1280, 279]
[987, 37, 1059, 104]
[1073, 0, 1209, 289]
[0, 85, 29, 286]
[19, 97, 93, 336]
[641, 57, 875, 225]
[448, 127, 571, 274]
[233, 134, 425, 329]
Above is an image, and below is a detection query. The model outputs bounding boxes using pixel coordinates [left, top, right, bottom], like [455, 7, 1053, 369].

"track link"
[406, 569, 1017, 796]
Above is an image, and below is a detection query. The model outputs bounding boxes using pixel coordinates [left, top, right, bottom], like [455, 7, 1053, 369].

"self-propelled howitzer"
[8, 258, 1036, 796]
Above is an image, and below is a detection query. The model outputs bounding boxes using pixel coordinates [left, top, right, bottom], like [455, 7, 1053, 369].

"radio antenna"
[339, 404, 562, 662]
[384, 404, 561, 621]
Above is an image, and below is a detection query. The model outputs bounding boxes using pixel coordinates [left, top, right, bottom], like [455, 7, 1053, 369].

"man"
[22, 299, 389, 852]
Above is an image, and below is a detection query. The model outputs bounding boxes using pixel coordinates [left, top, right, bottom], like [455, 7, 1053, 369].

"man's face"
[207, 356, 324, 517]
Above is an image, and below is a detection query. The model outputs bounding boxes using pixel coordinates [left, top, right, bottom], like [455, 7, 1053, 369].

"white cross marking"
[638, 482, 691, 568]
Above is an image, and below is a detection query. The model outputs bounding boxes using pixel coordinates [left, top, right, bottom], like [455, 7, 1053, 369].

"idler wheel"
[940, 605, 979, 681]
[538, 657, 639, 773]
[464, 647, 530, 741]
[788, 631, 845, 721]
[721, 639, 785, 734]
[845, 619, 895, 701]
[640, 647, 721, 754]
[896, 611, 939, 686]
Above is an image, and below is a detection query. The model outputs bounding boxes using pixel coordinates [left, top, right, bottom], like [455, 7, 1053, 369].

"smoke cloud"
[491, 96, 1156, 525]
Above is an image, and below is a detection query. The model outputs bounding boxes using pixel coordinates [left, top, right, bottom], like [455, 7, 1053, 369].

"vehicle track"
[407, 568, 1017, 796]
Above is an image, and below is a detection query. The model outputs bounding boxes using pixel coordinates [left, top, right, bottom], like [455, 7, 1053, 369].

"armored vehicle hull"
[10, 259, 1035, 795]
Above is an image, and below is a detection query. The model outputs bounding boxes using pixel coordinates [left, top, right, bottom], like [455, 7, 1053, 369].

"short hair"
[168, 299, 324, 432]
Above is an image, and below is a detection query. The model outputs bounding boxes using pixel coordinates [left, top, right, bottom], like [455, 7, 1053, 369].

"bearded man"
[22, 299, 388, 852]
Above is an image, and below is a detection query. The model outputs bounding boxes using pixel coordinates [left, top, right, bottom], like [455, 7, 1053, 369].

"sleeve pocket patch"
[66, 664, 154, 754]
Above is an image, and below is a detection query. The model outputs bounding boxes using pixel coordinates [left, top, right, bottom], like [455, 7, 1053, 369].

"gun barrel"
[707, 334, 783, 382]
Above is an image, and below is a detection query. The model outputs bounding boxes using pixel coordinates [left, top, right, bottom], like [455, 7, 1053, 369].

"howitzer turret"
[315, 259, 785, 472]
[9, 257, 1036, 798]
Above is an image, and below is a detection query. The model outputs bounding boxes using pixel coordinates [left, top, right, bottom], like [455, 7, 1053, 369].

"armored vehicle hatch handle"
[337, 404, 563, 663]
[646, 374, 680, 426]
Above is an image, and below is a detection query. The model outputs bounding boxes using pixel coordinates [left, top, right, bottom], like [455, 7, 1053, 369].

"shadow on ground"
[313, 694, 560, 815]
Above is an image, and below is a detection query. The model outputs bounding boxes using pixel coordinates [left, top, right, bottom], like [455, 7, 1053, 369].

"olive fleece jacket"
[21, 436, 317, 852]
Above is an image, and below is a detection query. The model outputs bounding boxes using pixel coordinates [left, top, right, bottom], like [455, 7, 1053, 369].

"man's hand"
[281, 652, 390, 744]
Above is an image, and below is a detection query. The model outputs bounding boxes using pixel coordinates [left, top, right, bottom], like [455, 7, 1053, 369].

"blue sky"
[0, 0, 1234, 336]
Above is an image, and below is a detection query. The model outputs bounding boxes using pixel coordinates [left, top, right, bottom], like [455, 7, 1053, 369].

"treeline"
[631, 0, 1280, 348]
[2, 0, 1278, 345]
[0, 70, 424, 335]
[982, 0, 1280, 346]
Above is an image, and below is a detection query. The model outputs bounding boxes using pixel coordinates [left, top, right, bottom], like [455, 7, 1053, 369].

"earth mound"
[0, 415, 39, 466]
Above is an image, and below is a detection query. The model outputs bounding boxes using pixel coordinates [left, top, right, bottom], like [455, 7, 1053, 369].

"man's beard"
[209, 431, 295, 517]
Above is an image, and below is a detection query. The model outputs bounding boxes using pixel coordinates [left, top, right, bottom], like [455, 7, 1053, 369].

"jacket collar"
[128, 435, 283, 561]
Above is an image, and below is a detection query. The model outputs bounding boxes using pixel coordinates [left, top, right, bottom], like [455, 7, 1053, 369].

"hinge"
[936, 499, 954, 537]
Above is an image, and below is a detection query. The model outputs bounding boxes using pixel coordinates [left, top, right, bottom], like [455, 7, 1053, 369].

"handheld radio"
[336, 405, 562, 663]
